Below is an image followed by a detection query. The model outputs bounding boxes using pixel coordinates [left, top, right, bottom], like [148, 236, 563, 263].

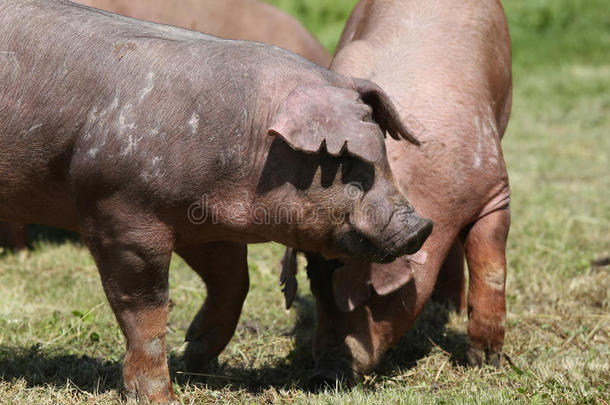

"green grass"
[0, 0, 609, 403]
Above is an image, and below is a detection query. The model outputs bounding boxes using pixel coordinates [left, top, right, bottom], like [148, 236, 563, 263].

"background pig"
[0, 0, 430, 400]
[285, 0, 512, 383]
[0, 0, 331, 252]
[77, 0, 331, 66]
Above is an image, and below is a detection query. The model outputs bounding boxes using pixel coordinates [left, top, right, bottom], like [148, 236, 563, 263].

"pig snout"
[310, 334, 376, 388]
[383, 205, 433, 259]
[342, 201, 432, 263]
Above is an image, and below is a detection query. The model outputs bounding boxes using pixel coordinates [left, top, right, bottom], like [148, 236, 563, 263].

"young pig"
[77, 0, 331, 66]
[283, 0, 512, 383]
[0, 0, 431, 401]
[0, 0, 332, 251]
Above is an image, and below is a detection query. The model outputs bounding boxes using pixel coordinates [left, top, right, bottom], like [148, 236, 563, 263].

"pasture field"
[0, 0, 608, 403]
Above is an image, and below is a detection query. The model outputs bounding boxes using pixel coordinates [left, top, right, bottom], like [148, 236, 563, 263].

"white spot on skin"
[146, 337, 164, 357]
[473, 116, 483, 168]
[27, 123, 43, 134]
[473, 110, 501, 169]
[188, 112, 200, 134]
[407, 250, 428, 265]
[485, 268, 505, 291]
[139, 72, 155, 101]
[88, 147, 99, 158]
[141, 156, 165, 181]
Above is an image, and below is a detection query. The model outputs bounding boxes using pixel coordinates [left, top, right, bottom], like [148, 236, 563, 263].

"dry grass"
[0, 0, 608, 403]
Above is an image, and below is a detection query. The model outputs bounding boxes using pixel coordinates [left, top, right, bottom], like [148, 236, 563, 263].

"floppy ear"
[369, 260, 414, 295]
[352, 78, 421, 145]
[267, 84, 386, 164]
[279, 247, 298, 310]
[332, 258, 415, 312]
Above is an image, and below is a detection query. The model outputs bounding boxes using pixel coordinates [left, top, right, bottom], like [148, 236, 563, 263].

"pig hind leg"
[177, 242, 249, 373]
[462, 208, 510, 367]
[432, 241, 466, 312]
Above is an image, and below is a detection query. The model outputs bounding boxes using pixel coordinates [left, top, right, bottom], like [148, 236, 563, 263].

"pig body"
[0, 0, 430, 400]
[303, 0, 512, 382]
[77, 0, 331, 66]
[0, 222, 26, 250]
[0, 0, 331, 250]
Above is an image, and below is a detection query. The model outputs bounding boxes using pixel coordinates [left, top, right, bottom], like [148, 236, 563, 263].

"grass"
[0, 0, 609, 403]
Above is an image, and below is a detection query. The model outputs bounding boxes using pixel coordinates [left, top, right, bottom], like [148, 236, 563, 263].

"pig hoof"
[466, 344, 501, 367]
[121, 379, 177, 404]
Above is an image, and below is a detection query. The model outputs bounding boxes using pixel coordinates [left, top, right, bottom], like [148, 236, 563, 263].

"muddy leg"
[463, 208, 510, 367]
[81, 213, 176, 402]
[432, 240, 466, 312]
[176, 242, 249, 372]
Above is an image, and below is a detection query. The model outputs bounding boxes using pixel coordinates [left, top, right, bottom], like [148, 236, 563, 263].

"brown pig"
[0, 0, 431, 401]
[0, 0, 332, 251]
[282, 0, 512, 383]
[0, 222, 26, 250]
[76, 0, 331, 66]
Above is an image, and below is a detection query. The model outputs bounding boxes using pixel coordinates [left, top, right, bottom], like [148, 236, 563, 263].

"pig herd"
[0, 0, 512, 402]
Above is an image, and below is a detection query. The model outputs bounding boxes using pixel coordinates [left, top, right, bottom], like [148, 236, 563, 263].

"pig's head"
[259, 78, 432, 263]
[303, 253, 417, 385]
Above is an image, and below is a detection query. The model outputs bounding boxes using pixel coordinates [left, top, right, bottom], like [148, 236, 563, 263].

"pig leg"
[177, 242, 249, 372]
[80, 213, 176, 402]
[432, 241, 466, 312]
[463, 208, 510, 367]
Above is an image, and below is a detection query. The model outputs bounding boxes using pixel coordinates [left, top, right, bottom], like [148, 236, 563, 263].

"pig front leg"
[432, 241, 467, 312]
[463, 208, 510, 367]
[80, 209, 176, 402]
[176, 242, 249, 372]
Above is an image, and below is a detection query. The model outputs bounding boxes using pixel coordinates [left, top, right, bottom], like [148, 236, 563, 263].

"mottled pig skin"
[293, 0, 512, 383]
[0, 0, 331, 251]
[0, 0, 431, 401]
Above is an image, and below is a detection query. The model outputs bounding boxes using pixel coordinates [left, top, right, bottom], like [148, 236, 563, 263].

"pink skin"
[76, 0, 331, 66]
[304, 0, 512, 381]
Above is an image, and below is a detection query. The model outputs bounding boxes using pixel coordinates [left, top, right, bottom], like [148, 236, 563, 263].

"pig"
[281, 0, 512, 383]
[77, 0, 331, 67]
[0, 0, 331, 251]
[0, 0, 432, 401]
[0, 222, 26, 250]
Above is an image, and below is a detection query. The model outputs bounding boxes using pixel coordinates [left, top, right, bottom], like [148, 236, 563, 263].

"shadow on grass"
[0, 297, 465, 394]
[376, 300, 469, 377]
[169, 294, 319, 394]
[0, 344, 122, 394]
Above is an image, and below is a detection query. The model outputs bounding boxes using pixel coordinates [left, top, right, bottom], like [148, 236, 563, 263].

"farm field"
[0, 0, 608, 403]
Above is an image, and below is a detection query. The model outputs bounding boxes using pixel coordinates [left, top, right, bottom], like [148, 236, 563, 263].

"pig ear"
[332, 259, 414, 312]
[352, 78, 421, 145]
[279, 247, 298, 310]
[369, 261, 414, 296]
[267, 84, 386, 164]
